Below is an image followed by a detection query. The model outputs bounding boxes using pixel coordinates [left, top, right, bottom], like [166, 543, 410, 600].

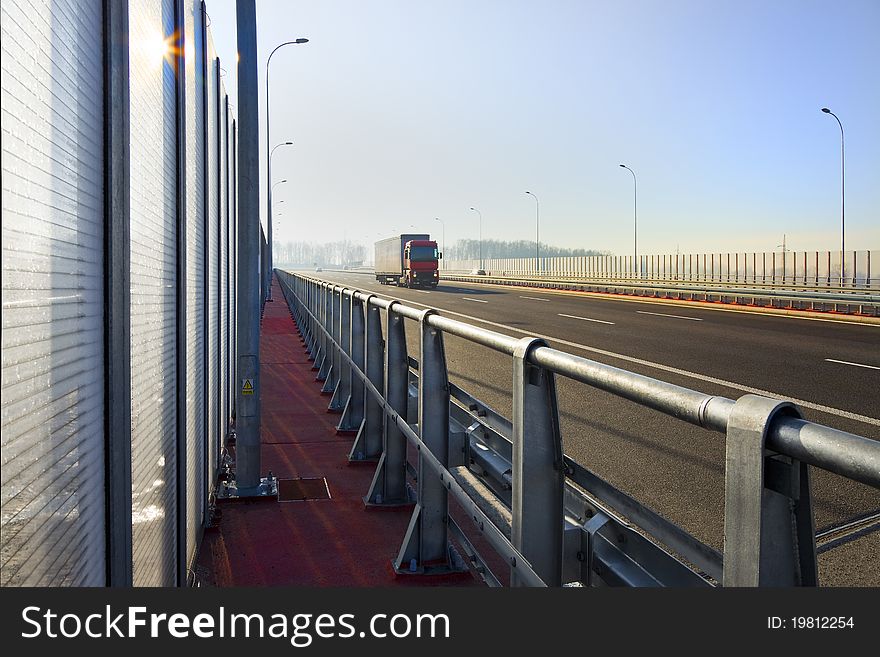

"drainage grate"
[277, 477, 331, 502]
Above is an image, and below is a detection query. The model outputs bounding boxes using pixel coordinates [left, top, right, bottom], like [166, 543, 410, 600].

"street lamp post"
[266, 37, 308, 298]
[434, 218, 445, 270]
[272, 178, 288, 202]
[525, 192, 539, 273]
[469, 207, 483, 270]
[821, 108, 845, 285]
[619, 164, 638, 278]
[271, 140, 293, 161]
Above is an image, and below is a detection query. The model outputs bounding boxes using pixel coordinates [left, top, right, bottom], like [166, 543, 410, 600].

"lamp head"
[619, 164, 626, 168]
[295, 38, 309, 44]
[821, 107, 831, 113]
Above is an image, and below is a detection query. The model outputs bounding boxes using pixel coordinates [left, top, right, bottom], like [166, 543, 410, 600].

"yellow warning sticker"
[242, 378, 254, 395]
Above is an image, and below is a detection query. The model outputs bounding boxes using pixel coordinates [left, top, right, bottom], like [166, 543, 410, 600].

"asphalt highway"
[293, 269, 880, 585]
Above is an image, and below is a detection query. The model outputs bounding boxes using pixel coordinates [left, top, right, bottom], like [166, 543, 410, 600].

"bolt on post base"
[363, 481, 416, 509]
[391, 542, 469, 578]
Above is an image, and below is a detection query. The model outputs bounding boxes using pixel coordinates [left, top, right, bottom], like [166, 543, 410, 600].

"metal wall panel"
[205, 38, 219, 482]
[218, 87, 228, 443]
[230, 119, 237, 435]
[227, 110, 236, 422]
[1, 0, 106, 586]
[128, 0, 178, 587]
[183, 0, 206, 572]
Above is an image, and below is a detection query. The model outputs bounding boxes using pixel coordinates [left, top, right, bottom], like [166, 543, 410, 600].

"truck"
[374, 234, 441, 288]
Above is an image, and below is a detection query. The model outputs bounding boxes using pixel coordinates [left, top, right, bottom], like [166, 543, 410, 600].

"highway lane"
[292, 269, 880, 585]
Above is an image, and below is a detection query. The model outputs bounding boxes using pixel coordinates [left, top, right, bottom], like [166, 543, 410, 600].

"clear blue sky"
[207, 0, 879, 256]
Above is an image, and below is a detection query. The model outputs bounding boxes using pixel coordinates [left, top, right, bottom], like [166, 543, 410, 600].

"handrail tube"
[530, 346, 733, 430]
[770, 418, 879, 488]
[427, 314, 520, 355]
[532, 347, 878, 487]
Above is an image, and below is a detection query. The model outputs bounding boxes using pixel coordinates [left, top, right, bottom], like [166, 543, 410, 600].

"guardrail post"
[300, 280, 315, 357]
[315, 282, 324, 365]
[315, 282, 329, 375]
[393, 310, 463, 575]
[329, 288, 351, 412]
[339, 293, 365, 432]
[511, 337, 564, 586]
[365, 302, 409, 505]
[350, 295, 384, 462]
[307, 279, 318, 358]
[320, 285, 338, 393]
[722, 394, 817, 587]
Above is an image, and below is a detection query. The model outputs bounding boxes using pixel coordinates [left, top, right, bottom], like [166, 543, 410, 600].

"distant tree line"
[275, 240, 367, 267]
[443, 239, 608, 260]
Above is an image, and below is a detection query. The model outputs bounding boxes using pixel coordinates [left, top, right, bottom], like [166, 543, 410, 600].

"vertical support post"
[339, 293, 365, 432]
[104, 0, 133, 587]
[301, 281, 314, 356]
[319, 285, 336, 391]
[365, 302, 409, 505]
[234, 0, 262, 490]
[511, 337, 564, 586]
[172, 0, 188, 585]
[349, 295, 383, 461]
[312, 281, 326, 373]
[393, 310, 462, 575]
[307, 280, 318, 356]
[722, 395, 817, 587]
[328, 288, 350, 412]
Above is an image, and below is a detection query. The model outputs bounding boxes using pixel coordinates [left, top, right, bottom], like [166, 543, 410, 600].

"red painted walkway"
[196, 276, 477, 587]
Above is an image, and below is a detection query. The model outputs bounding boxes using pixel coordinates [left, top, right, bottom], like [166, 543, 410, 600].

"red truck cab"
[403, 239, 440, 288]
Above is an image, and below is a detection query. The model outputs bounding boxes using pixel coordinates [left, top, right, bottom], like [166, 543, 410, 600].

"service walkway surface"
[196, 276, 476, 587]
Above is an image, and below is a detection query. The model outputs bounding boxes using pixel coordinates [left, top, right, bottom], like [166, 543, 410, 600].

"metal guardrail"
[440, 273, 880, 316]
[276, 270, 880, 587]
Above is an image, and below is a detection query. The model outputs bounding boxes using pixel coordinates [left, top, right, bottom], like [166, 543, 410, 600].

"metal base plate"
[216, 475, 278, 501]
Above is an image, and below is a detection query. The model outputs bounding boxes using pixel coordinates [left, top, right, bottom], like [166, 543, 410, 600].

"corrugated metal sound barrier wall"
[1, 0, 238, 586]
[1, 0, 107, 586]
[205, 35, 220, 503]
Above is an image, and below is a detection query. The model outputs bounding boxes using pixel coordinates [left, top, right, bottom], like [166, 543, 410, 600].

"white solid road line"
[825, 358, 880, 371]
[462, 297, 488, 303]
[558, 313, 615, 325]
[637, 310, 703, 321]
[520, 296, 549, 302]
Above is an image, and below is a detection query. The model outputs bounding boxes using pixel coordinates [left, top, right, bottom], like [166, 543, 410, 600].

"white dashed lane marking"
[558, 313, 615, 325]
